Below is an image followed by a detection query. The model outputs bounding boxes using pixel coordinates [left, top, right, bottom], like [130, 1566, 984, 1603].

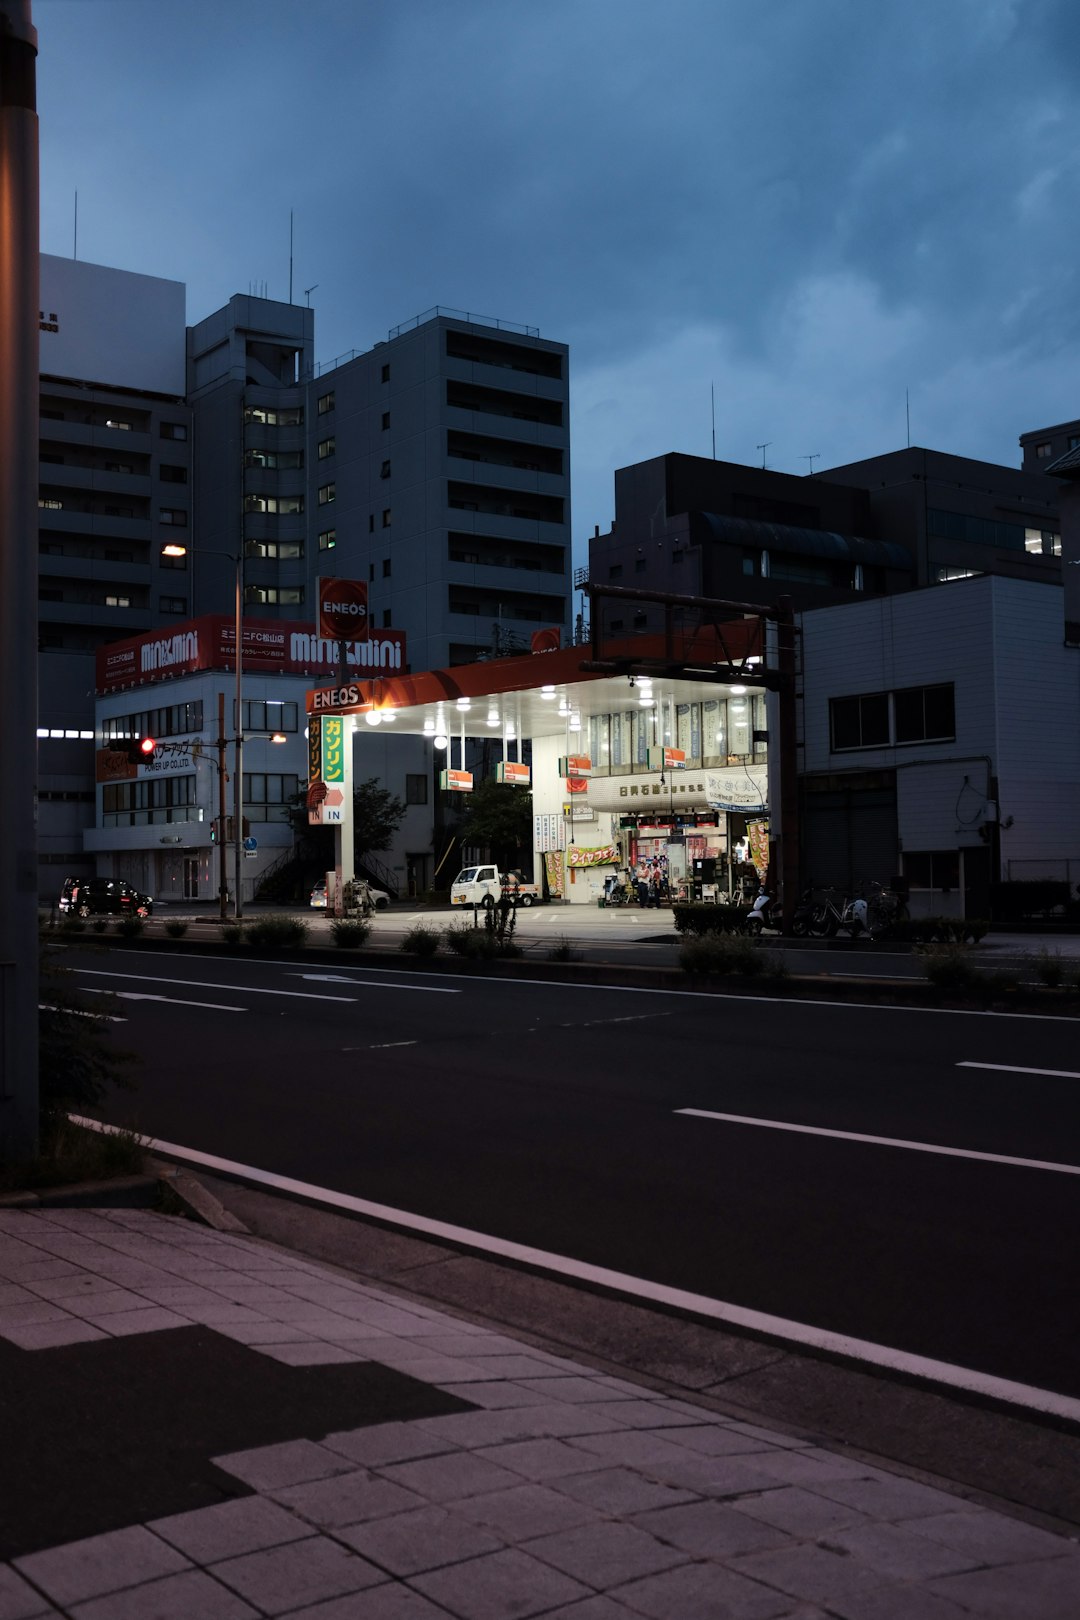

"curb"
[0, 1173, 160, 1211]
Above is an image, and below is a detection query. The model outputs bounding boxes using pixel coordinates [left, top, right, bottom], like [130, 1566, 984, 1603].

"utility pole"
[0, 0, 39, 1159]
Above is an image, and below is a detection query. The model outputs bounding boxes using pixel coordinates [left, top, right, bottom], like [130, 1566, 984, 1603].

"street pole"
[0, 0, 39, 1160]
[233, 552, 244, 919]
[217, 691, 228, 920]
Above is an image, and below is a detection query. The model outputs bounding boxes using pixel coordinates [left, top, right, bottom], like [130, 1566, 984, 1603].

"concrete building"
[797, 575, 1080, 917]
[35, 258, 571, 900]
[1020, 416, 1080, 474]
[588, 448, 1063, 631]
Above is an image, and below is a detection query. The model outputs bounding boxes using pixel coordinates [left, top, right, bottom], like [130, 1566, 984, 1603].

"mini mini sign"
[496, 761, 531, 786]
[557, 754, 592, 777]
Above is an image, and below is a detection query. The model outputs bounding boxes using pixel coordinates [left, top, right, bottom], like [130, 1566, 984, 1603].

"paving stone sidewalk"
[1, 1207, 1077, 1619]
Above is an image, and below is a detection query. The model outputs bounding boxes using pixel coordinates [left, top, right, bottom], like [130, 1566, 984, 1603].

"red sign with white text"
[318, 577, 370, 642]
[96, 615, 404, 693]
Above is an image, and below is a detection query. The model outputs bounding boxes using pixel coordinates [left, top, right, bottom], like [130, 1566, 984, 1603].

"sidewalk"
[2, 1207, 1078, 1619]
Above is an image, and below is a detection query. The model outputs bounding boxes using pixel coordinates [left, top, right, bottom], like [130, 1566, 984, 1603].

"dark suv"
[58, 877, 154, 918]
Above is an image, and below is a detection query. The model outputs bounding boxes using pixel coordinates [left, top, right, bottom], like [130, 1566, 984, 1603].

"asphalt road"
[59, 942, 1080, 1413]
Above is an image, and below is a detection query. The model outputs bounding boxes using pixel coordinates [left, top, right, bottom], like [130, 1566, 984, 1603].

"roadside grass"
[401, 923, 441, 956]
[0, 1118, 147, 1195]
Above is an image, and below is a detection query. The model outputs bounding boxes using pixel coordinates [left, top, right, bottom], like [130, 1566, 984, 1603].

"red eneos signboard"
[318, 577, 369, 643]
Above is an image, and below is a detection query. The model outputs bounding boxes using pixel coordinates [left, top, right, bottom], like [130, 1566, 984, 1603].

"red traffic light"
[138, 736, 156, 755]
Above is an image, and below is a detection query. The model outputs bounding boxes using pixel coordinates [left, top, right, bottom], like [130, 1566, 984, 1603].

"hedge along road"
[66, 943, 1080, 1419]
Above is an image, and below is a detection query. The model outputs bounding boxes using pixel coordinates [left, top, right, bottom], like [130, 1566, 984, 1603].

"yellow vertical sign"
[322, 717, 344, 783]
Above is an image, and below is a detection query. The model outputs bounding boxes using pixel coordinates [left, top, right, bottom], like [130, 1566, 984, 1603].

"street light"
[161, 542, 245, 918]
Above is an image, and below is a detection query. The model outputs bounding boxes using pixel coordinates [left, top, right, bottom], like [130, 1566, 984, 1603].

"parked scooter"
[743, 888, 816, 938]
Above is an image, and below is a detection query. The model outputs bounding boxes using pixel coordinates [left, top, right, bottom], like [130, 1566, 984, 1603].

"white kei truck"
[449, 865, 541, 908]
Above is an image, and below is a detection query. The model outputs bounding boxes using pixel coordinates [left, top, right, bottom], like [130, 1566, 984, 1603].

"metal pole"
[217, 691, 228, 920]
[233, 553, 244, 919]
[0, 0, 40, 1159]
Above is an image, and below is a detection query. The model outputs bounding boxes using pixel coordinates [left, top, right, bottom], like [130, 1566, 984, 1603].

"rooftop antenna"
[304, 283, 318, 307]
[72, 189, 77, 259]
[710, 382, 716, 460]
[288, 209, 293, 303]
[801, 454, 820, 476]
[756, 442, 772, 470]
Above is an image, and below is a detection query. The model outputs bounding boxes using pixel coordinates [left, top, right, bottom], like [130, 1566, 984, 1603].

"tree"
[353, 776, 406, 864]
[457, 779, 532, 868]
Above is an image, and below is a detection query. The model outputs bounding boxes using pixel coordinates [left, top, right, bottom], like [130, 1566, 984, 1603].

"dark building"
[589, 447, 1063, 628]
[1020, 417, 1080, 474]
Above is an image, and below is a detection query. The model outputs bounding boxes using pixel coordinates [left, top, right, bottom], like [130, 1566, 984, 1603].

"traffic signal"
[124, 736, 156, 763]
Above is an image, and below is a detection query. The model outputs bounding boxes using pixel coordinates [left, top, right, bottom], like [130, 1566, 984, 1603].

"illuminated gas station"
[306, 588, 798, 917]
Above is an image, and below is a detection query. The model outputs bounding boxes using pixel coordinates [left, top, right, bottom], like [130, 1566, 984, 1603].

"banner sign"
[440, 768, 473, 792]
[704, 764, 768, 813]
[566, 844, 619, 867]
[318, 577, 370, 643]
[96, 615, 404, 693]
[496, 761, 531, 786]
[647, 746, 685, 771]
[534, 812, 564, 853]
[558, 755, 592, 777]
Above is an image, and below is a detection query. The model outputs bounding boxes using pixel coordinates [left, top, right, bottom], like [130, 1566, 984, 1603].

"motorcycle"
[743, 888, 815, 938]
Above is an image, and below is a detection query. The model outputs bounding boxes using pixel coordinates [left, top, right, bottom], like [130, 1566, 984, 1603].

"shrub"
[331, 917, 372, 949]
[245, 914, 309, 948]
[57, 916, 86, 936]
[401, 924, 440, 957]
[220, 923, 245, 944]
[1031, 948, 1068, 988]
[891, 917, 988, 945]
[442, 919, 518, 960]
[916, 944, 1016, 1001]
[91, 917, 109, 934]
[673, 903, 752, 938]
[37, 947, 136, 1137]
[679, 932, 767, 977]
[163, 919, 188, 939]
[114, 916, 144, 939]
[547, 936, 582, 963]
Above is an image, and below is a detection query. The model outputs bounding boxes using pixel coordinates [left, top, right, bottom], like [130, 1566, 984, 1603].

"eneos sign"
[318, 576, 369, 643]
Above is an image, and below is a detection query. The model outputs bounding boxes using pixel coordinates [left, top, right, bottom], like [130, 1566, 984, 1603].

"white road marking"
[676, 1108, 1080, 1177]
[558, 1013, 673, 1029]
[39, 1002, 126, 1023]
[344, 1041, 419, 1051]
[957, 1061, 1080, 1080]
[113, 991, 245, 1013]
[75, 970, 356, 1003]
[288, 973, 459, 994]
[67, 1114, 1080, 1426]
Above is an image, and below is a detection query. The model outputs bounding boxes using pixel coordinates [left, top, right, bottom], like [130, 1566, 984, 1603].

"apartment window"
[160, 422, 187, 441]
[935, 566, 981, 582]
[244, 448, 303, 470]
[242, 700, 299, 732]
[105, 418, 131, 431]
[242, 772, 301, 822]
[317, 391, 335, 415]
[893, 683, 955, 744]
[318, 529, 336, 551]
[1035, 441, 1052, 459]
[318, 483, 336, 506]
[160, 549, 187, 570]
[904, 850, 961, 893]
[380, 363, 390, 383]
[244, 405, 303, 427]
[245, 539, 304, 560]
[104, 594, 132, 608]
[380, 459, 391, 479]
[381, 508, 391, 527]
[104, 461, 133, 474]
[245, 585, 304, 605]
[159, 595, 187, 614]
[159, 508, 188, 526]
[382, 609, 392, 627]
[244, 494, 304, 515]
[368, 563, 375, 581]
[608, 564, 622, 580]
[38, 498, 63, 510]
[382, 557, 391, 577]
[159, 464, 188, 484]
[318, 437, 335, 460]
[405, 774, 428, 805]
[1025, 527, 1062, 556]
[830, 692, 890, 751]
[381, 411, 390, 431]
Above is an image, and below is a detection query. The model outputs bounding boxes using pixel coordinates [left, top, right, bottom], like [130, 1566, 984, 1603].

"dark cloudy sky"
[35, 0, 1080, 550]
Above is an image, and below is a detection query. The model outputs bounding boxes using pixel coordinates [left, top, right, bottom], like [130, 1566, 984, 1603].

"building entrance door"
[183, 857, 199, 900]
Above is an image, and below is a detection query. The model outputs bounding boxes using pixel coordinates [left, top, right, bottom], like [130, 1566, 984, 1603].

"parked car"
[309, 880, 390, 911]
[58, 877, 154, 918]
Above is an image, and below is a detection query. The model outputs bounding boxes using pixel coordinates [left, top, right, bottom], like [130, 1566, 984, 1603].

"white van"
[450, 865, 502, 907]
